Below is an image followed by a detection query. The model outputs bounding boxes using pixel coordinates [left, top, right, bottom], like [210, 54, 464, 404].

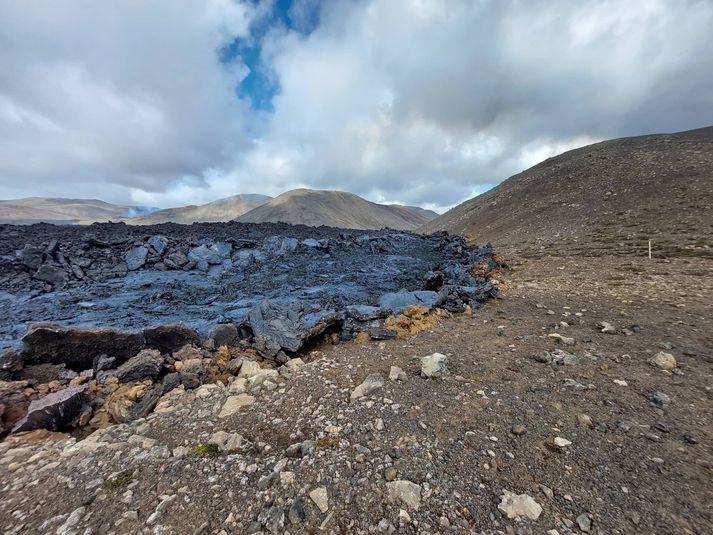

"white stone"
[553, 437, 572, 448]
[498, 490, 542, 520]
[238, 360, 262, 378]
[218, 394, 255, 418]
[649, 351, 677, 370]
[420, 353, 448, 378]
[309, 487, 329, 513]
[350, 374, 384, 401]
[389, 366, 406, 381]
[386, 480, 422, 510]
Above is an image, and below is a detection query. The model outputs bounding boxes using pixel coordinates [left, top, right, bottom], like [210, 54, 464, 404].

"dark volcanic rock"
[33, 264, 66, 285]
[16, 245, 44, 270]
[0, 349, 23, 380]
[367, 327, 397, 340]
[115, 349, 164, 382]
[12, 385, 88, 433]
[22, 324, 145, 371]
[143, 324, 200, 354]
[125, 246, 148, 270]
[0, 381, 32, 436]
[1, 222, 501, 358]
[206, 323, 240, 348]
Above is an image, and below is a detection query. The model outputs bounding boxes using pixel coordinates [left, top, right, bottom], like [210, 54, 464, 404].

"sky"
[0, 0, 712, 213]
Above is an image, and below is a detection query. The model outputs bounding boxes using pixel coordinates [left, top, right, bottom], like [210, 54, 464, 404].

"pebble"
[389, 366, 407, 381]
[309, 487, 329, 513]
[576, 513, 592, 532]
[649, 351, 677, 370]
[511, 424, 526, 436]
[351, 374, 384, 400]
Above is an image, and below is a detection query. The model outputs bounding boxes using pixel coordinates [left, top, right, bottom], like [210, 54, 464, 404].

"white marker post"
[648, 240, 652, 259]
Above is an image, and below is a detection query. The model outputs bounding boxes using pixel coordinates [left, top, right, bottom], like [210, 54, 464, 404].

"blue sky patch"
[221, 0, 321, 111]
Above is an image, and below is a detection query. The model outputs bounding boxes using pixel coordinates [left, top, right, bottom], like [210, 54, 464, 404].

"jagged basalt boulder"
[12, 384, 88, 433]
[143, 324, 200, 354]
[115, 349, 164, 382]
[22, 324, 145, 371]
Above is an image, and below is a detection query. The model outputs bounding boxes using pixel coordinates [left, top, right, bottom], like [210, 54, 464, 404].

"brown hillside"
[421, 127, 713, 258]
[236, 188, 437, 230]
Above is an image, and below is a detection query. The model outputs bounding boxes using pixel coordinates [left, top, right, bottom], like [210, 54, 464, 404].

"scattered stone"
[498, 490, 542, 520]
[420, 353, 448, 378]
[651, 391, 671, 407]
[389, 366, 406, 381]
[576, 513, 592, 532]
[649, 351, 677, 370]
[219, 394, 256, 418]
[384, 467, 397, 481]
[548, 333, 575, 346]
[386, 480, 422, 510]
[577, 414, 594, 428]
[511, 424, 526, 436]
[309, 487, 329, 513]
[597, 321, 617, 334]
[288, 497, 306, 524]
[553, 437, 572, 448]
[351, 374, 384, 400]
[613, 379, 628, 386]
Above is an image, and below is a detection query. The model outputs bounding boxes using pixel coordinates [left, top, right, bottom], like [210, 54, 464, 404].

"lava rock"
[115, 349, 164, 382]
[22, 324, 145, 370]
[143, 324, 200, 354]
[125, 246, 148, 270]
[33, 264, 66, 285]
[148, 236, 167, 255]
[13, 385, 88, 433]
[206, 323, 240, 348]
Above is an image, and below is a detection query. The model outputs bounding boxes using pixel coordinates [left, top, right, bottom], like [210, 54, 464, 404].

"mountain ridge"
[235, 188, 437, 230]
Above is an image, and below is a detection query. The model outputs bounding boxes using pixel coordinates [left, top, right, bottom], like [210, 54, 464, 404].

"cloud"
[1, 0, 712, 210]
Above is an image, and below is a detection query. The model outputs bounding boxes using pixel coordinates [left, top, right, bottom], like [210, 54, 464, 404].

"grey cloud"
[1, 0, 712, 210]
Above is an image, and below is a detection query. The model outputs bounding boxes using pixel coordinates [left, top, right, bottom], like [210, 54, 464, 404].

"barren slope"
[125, 194, 270, 225]
[236, 189, 437, 230]
[421, 127, 713, 258]
[0, 197, 147, 225]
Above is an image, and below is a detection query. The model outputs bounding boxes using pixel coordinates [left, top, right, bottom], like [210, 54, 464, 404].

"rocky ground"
[1, 252, 710, 534]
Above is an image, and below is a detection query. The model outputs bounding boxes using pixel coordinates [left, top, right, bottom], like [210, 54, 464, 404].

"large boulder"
[125, 246, 149, 270]
[143, 324, 200, 354]
[16, 245, 45, 270]
[115, 349, 164, 382]
[22, 324, 145, 371]
[243, 300, 340, 357]
[187, 245, 223, 271]
[12, 385, 88, 433]
[33, 264, 67, 285]
[206, 323, 240, 348]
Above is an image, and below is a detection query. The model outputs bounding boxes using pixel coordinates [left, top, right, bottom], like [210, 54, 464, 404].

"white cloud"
[1, 0, 712, 210]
